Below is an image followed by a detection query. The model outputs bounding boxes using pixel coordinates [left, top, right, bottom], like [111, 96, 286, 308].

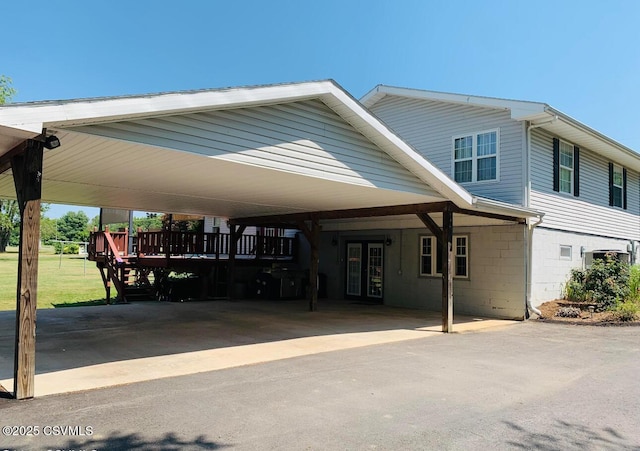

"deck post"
[11, 139, 44, 399]
[441, 207, 454, 333]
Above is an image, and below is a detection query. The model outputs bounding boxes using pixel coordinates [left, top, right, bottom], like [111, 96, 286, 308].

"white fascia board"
[545, 106, 640, 167]
[361, 85, 547, 118]
[472, 196, 544, 221]
[0, 81, 335, 132]
[324, 85, 474, 208]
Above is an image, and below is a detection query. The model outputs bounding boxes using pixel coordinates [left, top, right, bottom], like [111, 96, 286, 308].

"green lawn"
[0, 246, 106, 311]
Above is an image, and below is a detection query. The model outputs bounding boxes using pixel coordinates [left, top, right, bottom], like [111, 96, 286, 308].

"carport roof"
[0, 80, 541, 222]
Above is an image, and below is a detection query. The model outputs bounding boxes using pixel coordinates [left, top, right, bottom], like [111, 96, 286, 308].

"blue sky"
[2, 0, 639, 217]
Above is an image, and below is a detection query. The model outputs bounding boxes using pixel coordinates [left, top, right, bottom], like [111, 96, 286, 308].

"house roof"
[361, 85, 640, 172]
[0, 80, 541, 223]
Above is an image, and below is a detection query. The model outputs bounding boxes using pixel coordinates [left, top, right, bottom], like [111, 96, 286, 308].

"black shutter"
[608, 163, 614, 206]
[623, 168, 628, 210]
[573, 146, 580, 197]
[552, 138, 559, 192]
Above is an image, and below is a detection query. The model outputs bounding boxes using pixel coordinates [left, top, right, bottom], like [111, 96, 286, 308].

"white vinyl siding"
[369, 96, 524, 204]
[68, 99, 437, 197]
[530, 128, 640, 240]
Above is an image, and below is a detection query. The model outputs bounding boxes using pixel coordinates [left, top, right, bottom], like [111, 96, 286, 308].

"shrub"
[564, 268, 587, 302]
[53, 242, 80, 254]
[563, 253, 629, 311]
[613, 300, 640, 322]
[629, 265, 640, 302]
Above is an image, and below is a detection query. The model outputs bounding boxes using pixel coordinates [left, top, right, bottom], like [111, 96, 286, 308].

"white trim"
[559, 244, 572, 260]
[419, 235, 469, 278]
[361, 85, 640, 173]
[611, 163, 624, 209]
[360, 85, 546, 118]
[0, 80, 476, 209]
[558, 140, 574, 195]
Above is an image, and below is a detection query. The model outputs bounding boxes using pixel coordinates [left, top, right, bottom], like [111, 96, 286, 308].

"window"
[553, 138, 580, 196]
[453, 130, 498, 183]
[559, 141, 574, 194]
[609, 163, 627, 209]
[420, 236, 468, 278]
[560, 245, 572, 260]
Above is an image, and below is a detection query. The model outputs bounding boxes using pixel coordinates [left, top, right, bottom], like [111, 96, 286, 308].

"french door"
[346, 241, 384, 302]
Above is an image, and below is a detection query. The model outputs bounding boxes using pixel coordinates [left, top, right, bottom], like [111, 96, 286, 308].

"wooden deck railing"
[89, 230, 296, 260]
[135, 231, 294, 258]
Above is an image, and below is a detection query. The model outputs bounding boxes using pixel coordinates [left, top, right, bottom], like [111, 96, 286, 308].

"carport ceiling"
[0, 129, 443, 217]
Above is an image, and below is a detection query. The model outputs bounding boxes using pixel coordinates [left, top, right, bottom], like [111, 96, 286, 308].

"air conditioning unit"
[584, 250, 630, 268]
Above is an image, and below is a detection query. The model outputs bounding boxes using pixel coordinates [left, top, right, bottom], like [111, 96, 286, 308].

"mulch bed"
[537, 300, 640, 326]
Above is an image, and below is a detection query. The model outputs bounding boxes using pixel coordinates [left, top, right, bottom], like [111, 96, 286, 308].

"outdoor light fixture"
[331, 235, 338, 246]
[43, 135, 61, 150]
[385, 236, 393, 246]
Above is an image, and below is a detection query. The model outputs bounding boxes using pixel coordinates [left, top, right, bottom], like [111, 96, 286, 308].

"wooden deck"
[88, 229, 298, 303]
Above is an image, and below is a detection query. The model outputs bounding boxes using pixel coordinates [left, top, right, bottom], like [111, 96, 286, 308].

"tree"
[134, 213, 163, 232]
[0, 76, 18, 252]
[0, 200, 19, 252]
[40, 217, 59, 245]
[56, 211, 90, 242]
[0, 75, 16, 104]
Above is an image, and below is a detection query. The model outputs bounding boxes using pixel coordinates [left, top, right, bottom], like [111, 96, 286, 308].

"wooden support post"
[226, 224, 246, 299]
[297, 218, 320, 312]
[417, 207, 454, 333]
[11, 139, 44, 399]
[441, 207, 454, 333]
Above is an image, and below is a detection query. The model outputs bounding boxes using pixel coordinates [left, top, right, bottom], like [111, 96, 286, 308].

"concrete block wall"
[531, 227, 635, 306]
[318, 223, 527, 320]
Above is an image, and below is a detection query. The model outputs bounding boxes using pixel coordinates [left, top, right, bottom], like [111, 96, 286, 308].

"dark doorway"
[345, 241, 384, 303]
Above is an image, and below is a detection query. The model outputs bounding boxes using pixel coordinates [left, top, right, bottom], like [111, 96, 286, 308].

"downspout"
[525, 215, 544, 317]
[524, 118, 555, 318]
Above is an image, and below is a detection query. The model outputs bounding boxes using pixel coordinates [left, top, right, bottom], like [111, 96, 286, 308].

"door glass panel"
[367, 244, 383, 298]
[346, 243, 362, 296]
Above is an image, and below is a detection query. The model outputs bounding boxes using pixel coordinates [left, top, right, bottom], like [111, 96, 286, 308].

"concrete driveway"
[0, 299, 513, 397]
[1, 320, 638, 450]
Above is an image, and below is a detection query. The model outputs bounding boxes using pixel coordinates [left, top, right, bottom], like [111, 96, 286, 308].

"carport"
[0, 80, 539, 399]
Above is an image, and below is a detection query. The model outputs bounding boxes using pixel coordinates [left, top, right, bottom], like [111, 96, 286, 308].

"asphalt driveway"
[1, 320, 639, 450]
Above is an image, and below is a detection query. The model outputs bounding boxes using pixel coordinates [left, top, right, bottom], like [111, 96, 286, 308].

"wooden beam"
[441, 207, 453, 333]
[455, 207, 525, 224]
[416, 213, 443, 245]
[12, 139, 43, 399]
[230, 201, 527, 227]
[0, 139, 30, 175]
[232, 202, 454, 226]
[296, 220, 313, 243]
